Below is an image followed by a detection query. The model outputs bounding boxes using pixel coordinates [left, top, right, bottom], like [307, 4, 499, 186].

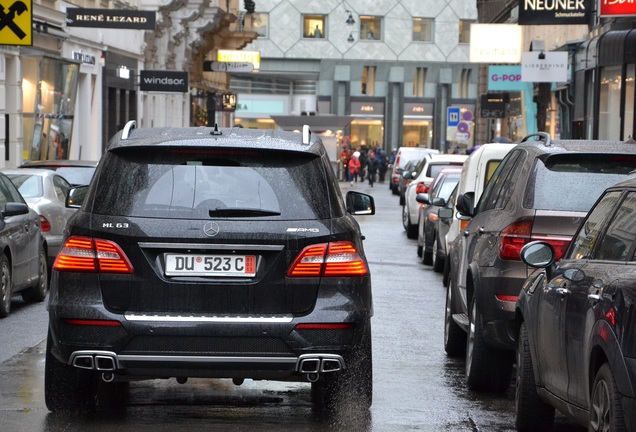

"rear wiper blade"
[208, 208, 281, 217]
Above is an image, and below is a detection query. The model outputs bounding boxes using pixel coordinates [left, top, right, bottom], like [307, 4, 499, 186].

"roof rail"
[121, 120, 137, 140]
[521, 132, 552, 146]
[302, 125, 311, 145]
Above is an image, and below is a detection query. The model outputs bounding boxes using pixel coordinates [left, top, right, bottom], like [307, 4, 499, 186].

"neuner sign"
[518, 0, 590, 24]
[599, 0, 636, 16]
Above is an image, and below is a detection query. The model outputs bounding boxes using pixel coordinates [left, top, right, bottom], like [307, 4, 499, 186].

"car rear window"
[524, 154, 636, 211]
[427, 162, 464, 179]
[89, 147, 341, 220]
[6, 174, 43, 198]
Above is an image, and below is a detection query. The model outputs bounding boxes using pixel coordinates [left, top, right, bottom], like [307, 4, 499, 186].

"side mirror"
[431, 197, 446, 207]
[416, 193, 430, 204]
[438, 207, 453, 220]
[402, 171, 413, 180]
[520, 241, 555, 268]
[456, 192, 475, 217]
[2, 202, 29, 218]
[346, 191, 375, 215]
[66, 185, 89, 208]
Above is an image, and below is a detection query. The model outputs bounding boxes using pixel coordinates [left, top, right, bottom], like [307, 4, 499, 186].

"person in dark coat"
[366, 150, 378, 187]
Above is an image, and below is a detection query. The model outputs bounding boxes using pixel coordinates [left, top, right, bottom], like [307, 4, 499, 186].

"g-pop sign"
[488, 65, 529, 91]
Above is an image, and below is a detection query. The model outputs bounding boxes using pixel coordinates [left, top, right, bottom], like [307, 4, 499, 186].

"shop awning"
[270, 115, 353, 132]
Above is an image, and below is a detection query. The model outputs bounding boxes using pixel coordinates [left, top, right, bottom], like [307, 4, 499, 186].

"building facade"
[234, 0, 480, 155]
[0, 0, 256, 168]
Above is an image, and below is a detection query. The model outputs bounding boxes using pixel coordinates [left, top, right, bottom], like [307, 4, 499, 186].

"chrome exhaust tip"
[72, 355, 95, 370]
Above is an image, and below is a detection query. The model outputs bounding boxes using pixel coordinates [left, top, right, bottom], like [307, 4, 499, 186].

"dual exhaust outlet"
[296, 354, 346, 382]
[70, 351, 117, 383]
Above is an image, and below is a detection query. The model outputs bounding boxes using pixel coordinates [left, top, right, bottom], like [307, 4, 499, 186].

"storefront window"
[403, 121, 430, 147]
[625, 64, 634, 140]
[303, 15, 325, 39]
[412, 18, 433, 42]
[599, 66, 622, 140]
[360, 16, 381, 41]
[22, 57, 79, 161]
[350, 119, 383, 150]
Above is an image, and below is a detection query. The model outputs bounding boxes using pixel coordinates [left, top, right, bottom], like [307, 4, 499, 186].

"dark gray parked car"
[444, 132, 636, 393]
[45, 122, 375, 414]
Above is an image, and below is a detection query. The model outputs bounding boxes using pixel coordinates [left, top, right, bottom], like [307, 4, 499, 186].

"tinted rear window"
[90, 148, 341, 220]
[524, 154, 636, 211]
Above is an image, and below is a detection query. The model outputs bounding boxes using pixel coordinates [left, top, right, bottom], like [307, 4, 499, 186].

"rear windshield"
[90, 148, 342, 220]
[6, 174, 43, 198]
[524, 154, 636, 211]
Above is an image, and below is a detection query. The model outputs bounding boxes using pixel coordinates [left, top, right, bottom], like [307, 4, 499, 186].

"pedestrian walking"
[349, 152, 361, 185]
[377, 150, 388, 183]
[367, 150, 378, 187]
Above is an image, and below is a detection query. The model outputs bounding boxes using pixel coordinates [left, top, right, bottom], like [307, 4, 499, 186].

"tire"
[444, 281, 466, 357]
[465, 297, 514, 393]
[22, 246, 48, 303]
[402, 205, 417, 239]
[515, 322, 555, 431]
[0, 254, 12, 318]
[313, 323, 373, 412]
[443, 258, 450, 287]
[45, 329, 99, 414]
[589, 363, 626, 432]
[433, 236, 444, 273]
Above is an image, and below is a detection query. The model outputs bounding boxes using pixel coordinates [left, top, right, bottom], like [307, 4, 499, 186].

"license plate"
[164, 254, 256, 277]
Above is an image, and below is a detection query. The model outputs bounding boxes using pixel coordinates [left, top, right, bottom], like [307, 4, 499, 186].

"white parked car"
[402, 154, 467, 238]
[3, 169, 77, 268]
[440, 143, 517, 286]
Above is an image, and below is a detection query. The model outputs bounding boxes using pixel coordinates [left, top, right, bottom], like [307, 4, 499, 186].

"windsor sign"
[140, 71, 188, 93]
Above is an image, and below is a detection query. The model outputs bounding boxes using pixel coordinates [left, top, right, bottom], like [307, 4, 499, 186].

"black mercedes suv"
[45, 122, 375, 413]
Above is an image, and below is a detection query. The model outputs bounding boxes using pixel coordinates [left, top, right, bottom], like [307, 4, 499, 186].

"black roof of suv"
[444, 132, 636, 393]
[45, 121, 375, 414]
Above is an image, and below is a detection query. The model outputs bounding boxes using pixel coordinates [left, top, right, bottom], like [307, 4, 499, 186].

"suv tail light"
[287, 241, 368, 277]
[499, 221, 571, 261]
[54, 236, 134, 273]
[39, 215, 51, 232]
[415, 182, 429, 194]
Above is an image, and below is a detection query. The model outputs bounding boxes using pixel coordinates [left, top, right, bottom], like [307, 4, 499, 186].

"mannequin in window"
[314, 25, 322, 38]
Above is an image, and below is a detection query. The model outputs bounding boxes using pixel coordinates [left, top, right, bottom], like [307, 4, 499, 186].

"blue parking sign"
[447, 107, 460, 127]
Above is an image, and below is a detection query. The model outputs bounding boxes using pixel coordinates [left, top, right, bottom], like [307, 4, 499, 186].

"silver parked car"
[2, 169, 76, 268]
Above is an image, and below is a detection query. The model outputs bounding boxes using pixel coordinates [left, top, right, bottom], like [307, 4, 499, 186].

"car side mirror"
[346, 191, 375, 215]
[416, 193, 430, 204]
[2, 202, 29, 218]
[66, 186, 89, 209]
[402, 171, 412, 180]
[431, 197, 446, 207]
[438, 207, 453, 220]
[520, 241, 555, 268]
[456, 192, 475, 217]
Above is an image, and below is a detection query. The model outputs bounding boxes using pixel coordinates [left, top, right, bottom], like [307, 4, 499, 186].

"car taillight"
[287, 241, 368, 277]
[459, 219, 471, 230]
[415, 182, 429, 194]
[53, 236, 134, 273]
[499, 221, 571, 261]
[39, 215, 51, 232]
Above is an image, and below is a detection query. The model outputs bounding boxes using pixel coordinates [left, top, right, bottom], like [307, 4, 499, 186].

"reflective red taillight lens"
[499, 221, 533, 260]
[53, 236, 134, 273]
[287, 241, 368, 277]
[39, 215, 51, 232]
[415, 182, 429, 194]
[499, 221, 571, 261]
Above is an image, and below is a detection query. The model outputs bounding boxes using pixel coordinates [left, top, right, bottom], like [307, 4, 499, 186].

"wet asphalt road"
[0, 179, 585, 431]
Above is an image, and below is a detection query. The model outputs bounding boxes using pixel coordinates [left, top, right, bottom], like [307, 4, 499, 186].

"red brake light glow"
[54, 236, 134, 273]
[415, 182, 429, 194]
[287, 241, 368, 277]
[294, 323, 352, 330]
[64, 319, 122, 327]
[39, 215, 51, 232]
[498, 220, 571, 261]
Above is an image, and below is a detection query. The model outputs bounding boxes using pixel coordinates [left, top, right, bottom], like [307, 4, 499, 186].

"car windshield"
[524, 154, 636, 211]
[90, 147, 342, 220]
[6, 174, 43, 198]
